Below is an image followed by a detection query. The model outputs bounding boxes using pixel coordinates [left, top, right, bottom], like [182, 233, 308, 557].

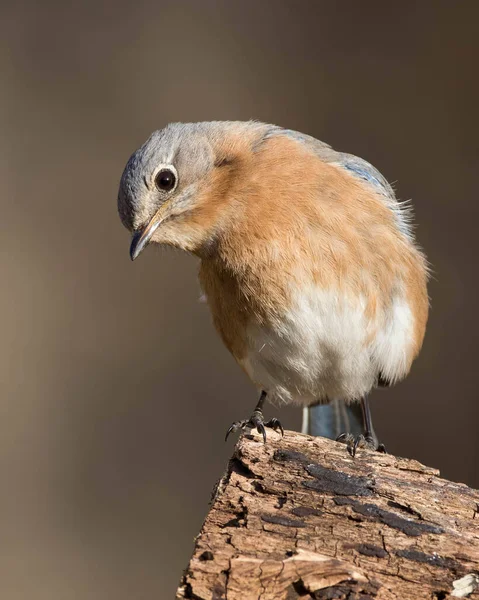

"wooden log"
[176, 430, 479, 600]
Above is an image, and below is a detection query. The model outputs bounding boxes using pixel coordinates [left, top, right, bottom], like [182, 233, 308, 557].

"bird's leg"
[225, 390, 284, 443]
[336, 396, 387, 457]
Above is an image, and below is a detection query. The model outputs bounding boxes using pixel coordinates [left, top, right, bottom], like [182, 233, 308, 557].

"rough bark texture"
[176, 430, 479, 600]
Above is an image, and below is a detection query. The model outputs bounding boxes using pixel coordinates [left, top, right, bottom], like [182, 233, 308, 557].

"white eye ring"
[152, 163, 178, 193]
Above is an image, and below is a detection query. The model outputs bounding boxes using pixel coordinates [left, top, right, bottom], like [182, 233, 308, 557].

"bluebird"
[117, 121, 428, 455]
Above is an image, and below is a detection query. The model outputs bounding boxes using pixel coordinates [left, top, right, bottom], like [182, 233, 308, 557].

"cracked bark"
[176, 430, 479, 600]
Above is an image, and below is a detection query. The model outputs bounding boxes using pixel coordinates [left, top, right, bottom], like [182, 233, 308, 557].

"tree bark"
[176, 430, 479, 600]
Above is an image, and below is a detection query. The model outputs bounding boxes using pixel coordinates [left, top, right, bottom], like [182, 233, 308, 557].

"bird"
[117, 121, 428, 455]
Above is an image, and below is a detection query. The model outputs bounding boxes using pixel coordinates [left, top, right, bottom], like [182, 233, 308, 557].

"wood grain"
[177, 430, 479, 600]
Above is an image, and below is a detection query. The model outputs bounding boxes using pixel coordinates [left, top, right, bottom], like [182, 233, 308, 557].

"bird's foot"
[225, 410, 284, 444]
[336, 433, 387, 458]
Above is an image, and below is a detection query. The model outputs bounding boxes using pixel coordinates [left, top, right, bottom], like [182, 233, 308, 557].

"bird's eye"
[155, 168, 177, 192]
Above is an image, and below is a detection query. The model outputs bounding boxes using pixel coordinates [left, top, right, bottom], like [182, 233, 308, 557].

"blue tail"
[302, 400, 365, 439]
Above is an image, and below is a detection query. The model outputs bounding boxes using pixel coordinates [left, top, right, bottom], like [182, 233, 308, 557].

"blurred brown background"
[1, 1, 478, 597]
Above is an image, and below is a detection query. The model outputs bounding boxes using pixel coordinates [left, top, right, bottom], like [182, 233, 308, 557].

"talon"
[257, 422, 267, 443]
[225, 427, 234, 442]
[225, 420, 246, 442]
[225, 412, 283, 444]
[264, 418, 284, 437]
[351, 434, 364, 458]
[337, 432, 386, 456]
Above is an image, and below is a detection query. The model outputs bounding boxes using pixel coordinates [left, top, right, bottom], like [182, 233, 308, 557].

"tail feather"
[302, 400, 365, 440]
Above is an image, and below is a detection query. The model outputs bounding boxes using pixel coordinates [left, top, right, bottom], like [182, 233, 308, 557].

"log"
[176, 430, 479, 600]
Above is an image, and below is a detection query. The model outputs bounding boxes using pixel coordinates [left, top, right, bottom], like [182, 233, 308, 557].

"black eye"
[155, 168, 176, 192]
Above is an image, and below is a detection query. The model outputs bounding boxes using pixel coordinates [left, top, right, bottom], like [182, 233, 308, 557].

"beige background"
[2, 1, 478, 597]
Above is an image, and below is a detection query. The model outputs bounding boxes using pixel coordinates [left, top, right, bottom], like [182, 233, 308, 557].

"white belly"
[240, 287, 415, 405]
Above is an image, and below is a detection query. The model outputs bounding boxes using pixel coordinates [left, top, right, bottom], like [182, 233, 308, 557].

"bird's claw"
[264, 417, 284, 437]
[225, 420, 249, 442]
[225, 412, 284, 443]
[336, 433, 387, 457]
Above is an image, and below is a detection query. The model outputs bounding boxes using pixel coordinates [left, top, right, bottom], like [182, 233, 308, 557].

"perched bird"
[118, 121, 428, 455]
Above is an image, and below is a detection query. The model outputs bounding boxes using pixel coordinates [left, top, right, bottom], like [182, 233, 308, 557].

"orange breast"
[198, 135, 428, 390]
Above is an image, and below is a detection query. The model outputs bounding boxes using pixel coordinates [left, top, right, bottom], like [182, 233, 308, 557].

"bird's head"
[118, 121, 272, 260]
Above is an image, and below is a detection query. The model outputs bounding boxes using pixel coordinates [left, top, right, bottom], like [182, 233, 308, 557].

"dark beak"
[129, 218, 162, 261]
[130, 230, 144, 261]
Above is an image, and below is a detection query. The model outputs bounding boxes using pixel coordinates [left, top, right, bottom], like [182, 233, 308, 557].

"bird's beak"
[129, 203, 170, 261]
